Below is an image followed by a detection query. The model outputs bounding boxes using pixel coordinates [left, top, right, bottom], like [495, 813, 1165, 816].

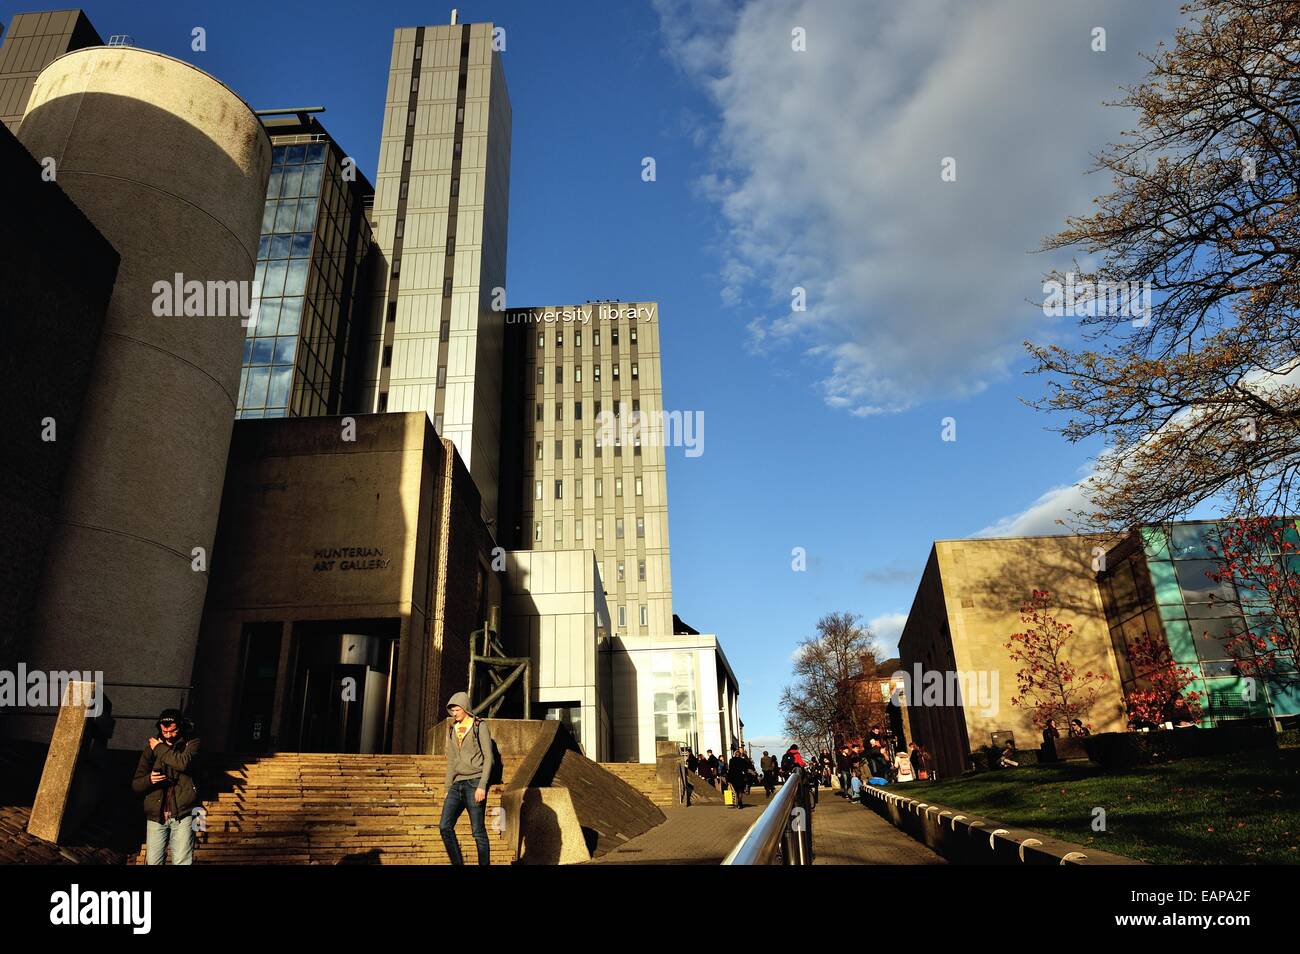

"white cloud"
[867, 611, 908, 653]
[654, 0, 1184, 414]
[977, 480, 1093, 538]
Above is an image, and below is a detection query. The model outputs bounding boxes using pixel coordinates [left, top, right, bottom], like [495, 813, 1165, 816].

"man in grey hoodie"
[440, 691, 496, 865]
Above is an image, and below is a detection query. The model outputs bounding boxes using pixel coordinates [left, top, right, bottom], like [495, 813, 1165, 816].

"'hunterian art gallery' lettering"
[312, 546, 391, 572]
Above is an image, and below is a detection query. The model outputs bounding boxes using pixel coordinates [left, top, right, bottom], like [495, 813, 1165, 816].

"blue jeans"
[146, 815, 194, 865]
[439, 779, 489, 865]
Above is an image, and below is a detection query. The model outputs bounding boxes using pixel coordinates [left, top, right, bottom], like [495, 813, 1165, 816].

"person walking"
[908, 741, 928, 781]
[759, 751, 777, 797]
[892, 745, 915, 782]
[705, 749, 720, 787]
[132, 709, 201, 865]
[727, 749, 750, 809]
[439, 691, 496, 865]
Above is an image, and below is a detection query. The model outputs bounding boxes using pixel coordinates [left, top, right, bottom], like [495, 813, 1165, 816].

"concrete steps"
[597, 762, 676, 807]
[134, 753, 524, 865]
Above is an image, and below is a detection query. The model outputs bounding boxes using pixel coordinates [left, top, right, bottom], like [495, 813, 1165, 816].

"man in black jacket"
[131, 708, 201, 865]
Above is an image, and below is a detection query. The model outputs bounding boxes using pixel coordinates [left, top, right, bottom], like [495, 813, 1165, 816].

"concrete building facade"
[363, 21, 511, 530]
[15, 46, 271, 745]
[0, 8, 101, 131]
[898, 534, 1128, 779]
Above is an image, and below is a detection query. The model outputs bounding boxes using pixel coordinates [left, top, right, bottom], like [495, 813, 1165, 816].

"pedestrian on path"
[893, 747, 914, 782]
[759, 751, 776, 797]
[727, 749, 750, 809]
[439, 691, 495, 865]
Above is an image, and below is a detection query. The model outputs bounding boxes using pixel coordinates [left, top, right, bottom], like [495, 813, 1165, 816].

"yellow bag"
[723, 786, 734, 805]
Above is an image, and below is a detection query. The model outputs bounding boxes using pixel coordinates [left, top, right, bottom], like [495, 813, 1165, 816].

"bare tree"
[1029, 0, 1300, 530]
[780, 612, 887, 755]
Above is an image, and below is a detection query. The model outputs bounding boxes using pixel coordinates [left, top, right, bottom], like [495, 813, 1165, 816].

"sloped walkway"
[812, 793, 946, 865]
[587, 803, 758, 864]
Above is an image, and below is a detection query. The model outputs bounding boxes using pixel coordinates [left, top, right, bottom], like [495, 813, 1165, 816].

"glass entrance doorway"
[286, 620, 399, 753]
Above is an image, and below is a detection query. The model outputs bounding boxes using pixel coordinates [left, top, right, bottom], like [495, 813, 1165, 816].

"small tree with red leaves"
[1006, 590, 1109, 729]
[1123, 631, 1202, 726]
[1207, 516, 1300, 691]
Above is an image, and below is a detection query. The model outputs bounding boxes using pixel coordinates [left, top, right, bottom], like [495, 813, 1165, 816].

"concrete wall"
[16, 47, 270, 748]
[0, 121, 117, 678]
[899, 535, 1128, 779]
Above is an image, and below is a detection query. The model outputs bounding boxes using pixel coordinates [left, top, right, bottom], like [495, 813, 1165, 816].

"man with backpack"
[440, 691, 496, 865]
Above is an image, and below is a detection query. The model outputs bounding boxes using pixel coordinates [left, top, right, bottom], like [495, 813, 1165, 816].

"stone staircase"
[597, 762, 676, 807]
[133, 753, 523, 865]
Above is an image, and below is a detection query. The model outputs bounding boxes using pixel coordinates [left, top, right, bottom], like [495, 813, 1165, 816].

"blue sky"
[12, 0, 1195, 743]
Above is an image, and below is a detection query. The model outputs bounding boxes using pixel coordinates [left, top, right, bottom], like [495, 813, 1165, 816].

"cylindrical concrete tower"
[16, 48, 270, 746]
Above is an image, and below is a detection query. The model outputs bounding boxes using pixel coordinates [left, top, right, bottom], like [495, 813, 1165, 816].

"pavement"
[586, 801, 765, 864]
[811, 792, 947, 865]
[587, 786, 948, 865]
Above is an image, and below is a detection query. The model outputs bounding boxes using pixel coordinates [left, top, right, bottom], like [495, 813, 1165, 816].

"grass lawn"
[918, 747, 1300, 864]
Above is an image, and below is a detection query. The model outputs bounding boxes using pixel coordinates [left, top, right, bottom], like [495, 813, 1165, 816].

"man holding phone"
[131, 708, 201, 865]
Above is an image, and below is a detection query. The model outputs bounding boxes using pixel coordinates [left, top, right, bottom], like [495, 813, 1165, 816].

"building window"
[554, 520, 563, 543]
[443, 278, 453, 297]
[391, 259, 401, 277]
[538, 332, 544, 349]
[382, 346, 393, 368]
[617, 562, 625, 582]
[595, 401, 602, 417]
[387, 302, 397, 322]
[635, 476, 643, 496]
[535, 480, 542, 500]
[446, 238, 455, 255]
[636, 517, 645, 538]
[595, 478, 603, 497]
[594, 330, 600, 347]
[437, 365, 446, 387]
[440, 321, 450, 342]
[450, 178, 459, 198]
[456, 106, 464, 123]
[594, 365, 601, 382]
[399, 181, 408, 199]
[631, 363, 638, 379]
[596, 519, 604, 540]
[434, 413, 443, 431]
[613, 364, 620, 380]
[612, 328, 620, 345]
[616, 518, 625, 539]
[639, 605, 648, 627]
[414, 45, 422, 60]
[377, 392, 388, 412]
[555, 439, 563, 460]
[631, 327, 637, 343]
[575, 367, 582, 383]
[537, 366, 544, 383]
[555, 479, 563, 499]
[535, 402, 544, 421]
[557, 331, 563, 348]
[575, 519, 583, 540]
[638, 559, 646, 582]
[575, 401, 582, 420]
[556, 366, 563, 384]
[395, 218, 405, 238]
[534, 521, 542, 543]
[535, 440, 543, 460]
[575, 439, 582, 458]
[403, 144, 412, 162]
[408, 111, 416, 127]
[615, 477, 623, 497]
[618, 606, 626, 629]
[556, 402, 563, 421]
[411, 76, 419, 92]
[576, 330, 582, 348]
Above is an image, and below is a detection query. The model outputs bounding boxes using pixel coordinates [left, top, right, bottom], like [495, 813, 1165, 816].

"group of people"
[832, 726, 932, 797]
[685, 746, 761, 807]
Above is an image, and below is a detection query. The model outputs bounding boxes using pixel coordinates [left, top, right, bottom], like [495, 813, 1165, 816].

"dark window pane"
[291, 232, 313, 258]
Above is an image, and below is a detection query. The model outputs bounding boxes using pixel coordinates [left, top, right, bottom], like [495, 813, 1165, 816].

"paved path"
[812, 793, 947, 865]
[587, 802, 762, 865]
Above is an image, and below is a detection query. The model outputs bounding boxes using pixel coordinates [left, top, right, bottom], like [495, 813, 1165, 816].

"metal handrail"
[720, 767, 803, 865]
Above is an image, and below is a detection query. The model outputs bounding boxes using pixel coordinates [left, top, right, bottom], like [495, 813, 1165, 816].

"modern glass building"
[1099, 520, 1300, 725]
[238, 111, 374, 419]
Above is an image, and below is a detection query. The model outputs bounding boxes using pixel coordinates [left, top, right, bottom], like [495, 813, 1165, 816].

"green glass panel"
[1140, 525, 1170, 560]
[1149, 561, 1182, 604]
[1163, 619, 1197, 663]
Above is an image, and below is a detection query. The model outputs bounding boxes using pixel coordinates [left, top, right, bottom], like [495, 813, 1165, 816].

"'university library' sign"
[312, 546, 391, 572]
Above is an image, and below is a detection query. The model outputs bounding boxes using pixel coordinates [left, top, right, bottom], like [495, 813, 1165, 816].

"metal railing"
[720, 767, 814, 865]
